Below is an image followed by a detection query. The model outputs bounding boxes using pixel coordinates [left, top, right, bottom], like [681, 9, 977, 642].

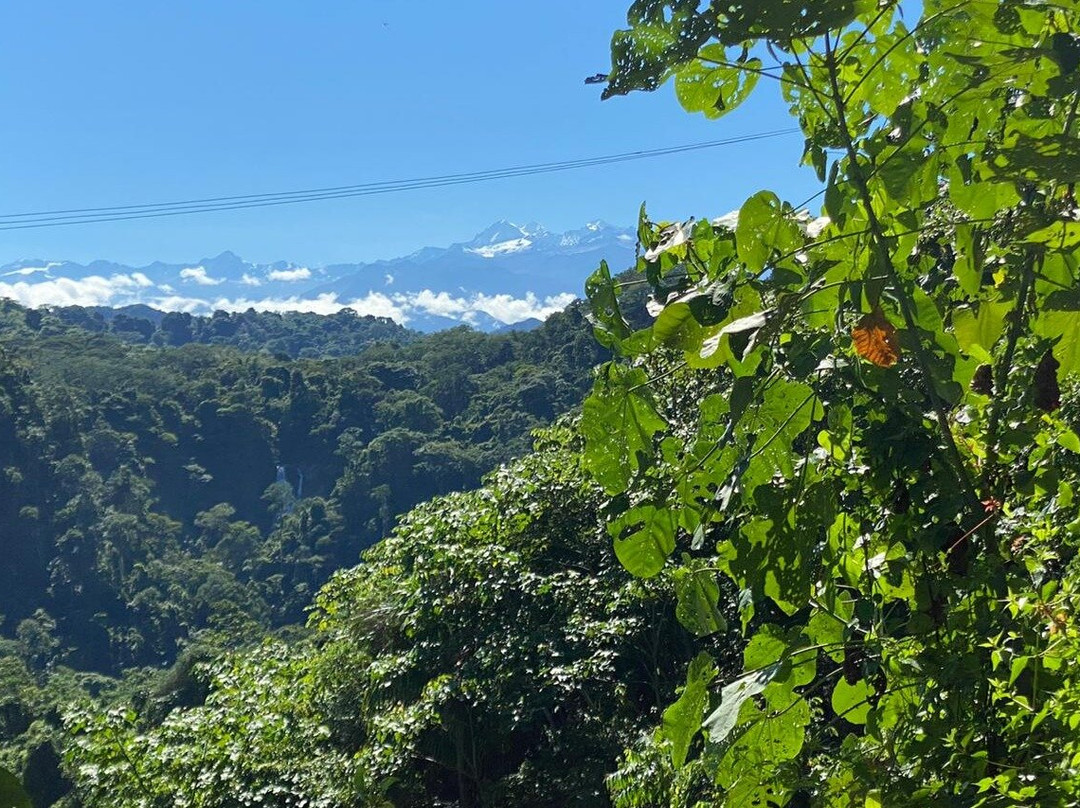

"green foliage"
[587, 1, 1080, 803]
[0, 298, 606, 676]
[65, 642, 352, 807]
[14, 2, 1080, 803]
[306, 431, 693, 807]
[0, 768, 31, 808]
[62, 429, 711, 806]
[50, 304, 415, 357]
[0, 297, 609, 805]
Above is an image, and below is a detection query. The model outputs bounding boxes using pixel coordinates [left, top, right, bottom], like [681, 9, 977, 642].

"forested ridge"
[6, 0, 1080, 806]
[32, 302, 418, 359]
[0, 296, 612, 803]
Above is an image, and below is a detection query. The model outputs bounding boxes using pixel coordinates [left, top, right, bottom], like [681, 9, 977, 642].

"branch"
[822, 32, 979, 508]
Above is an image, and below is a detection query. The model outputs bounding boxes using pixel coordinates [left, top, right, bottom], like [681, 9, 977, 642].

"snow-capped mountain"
[0, 221, 636, 332]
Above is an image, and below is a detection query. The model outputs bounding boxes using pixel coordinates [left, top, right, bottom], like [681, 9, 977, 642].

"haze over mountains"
[0, 220, 636, 332]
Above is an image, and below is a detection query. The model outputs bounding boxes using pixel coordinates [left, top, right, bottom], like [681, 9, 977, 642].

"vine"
[587, 0, 1080, 804]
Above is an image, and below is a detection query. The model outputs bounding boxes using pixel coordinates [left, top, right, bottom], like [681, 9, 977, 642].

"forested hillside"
[6, 0, 1080, 806]
[40, 302, 416, 358]
[0, 296, 614, 801]
[0, 296, 607, 668]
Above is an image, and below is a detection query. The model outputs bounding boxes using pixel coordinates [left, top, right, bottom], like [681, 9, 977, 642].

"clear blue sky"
[0, 1, 820, 266]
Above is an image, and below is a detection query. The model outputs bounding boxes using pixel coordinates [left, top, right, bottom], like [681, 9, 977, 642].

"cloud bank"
[267, 267, 312, 282]
[0, 273, 154, 309]
[0, 277, 575, 327]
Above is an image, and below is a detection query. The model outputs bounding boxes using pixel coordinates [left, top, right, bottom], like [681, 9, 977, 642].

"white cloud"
[241, 273, 262, 287]
[175, 291, 412, 322]
[210, 293, 347, 316]
[393, 289, 577, 325]
[341, 292, 408, 321]
[267, 267, 312, 282]
[179, 266, 223, 286]
[398, 289, 469, 319]
[150, 294, 212, 313]
[384, 274, 394, 285]
[469, 291, 577, 324]
[0, 276, 576, 328]
[0, 274, 153, 308]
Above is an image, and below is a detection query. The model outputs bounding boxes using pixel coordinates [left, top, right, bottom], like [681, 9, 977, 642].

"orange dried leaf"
[852, 308, 900, 367]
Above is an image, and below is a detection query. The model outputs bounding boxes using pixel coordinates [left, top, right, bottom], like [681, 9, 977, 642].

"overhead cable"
[0, 128, 799, 231]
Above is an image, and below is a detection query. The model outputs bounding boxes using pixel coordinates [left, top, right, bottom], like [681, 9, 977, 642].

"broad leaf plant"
[585, 0, 1080, 804]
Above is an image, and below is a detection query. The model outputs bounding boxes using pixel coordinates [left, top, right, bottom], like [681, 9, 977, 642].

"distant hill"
[39, 302, 418, 358]
[493, 317, 543, 333]
[0, 290, 610, 679]
[0, 220, 637, 332]
[89, 304, 167, 325]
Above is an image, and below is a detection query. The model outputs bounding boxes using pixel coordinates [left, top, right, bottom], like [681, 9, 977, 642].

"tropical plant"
[584, 0, 1080, 803]
[61, 427, 711, 807]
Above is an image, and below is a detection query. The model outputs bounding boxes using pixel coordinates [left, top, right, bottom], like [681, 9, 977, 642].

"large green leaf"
[584, 260, 632, 349]
[992, 133, 1080, 183]
[740, 378, 817, 494]
[609, 504, 678, 577]
[1023, 220, 1080, 252]
[674, 564, 727, 636]
[651, 301, 704, 352]
[832, 677, 875, 725]
[1035, 309, 1080, 377]
[948, 170, 1020, 220]
[581, 365, 667, 493]
[953, 299, 1011, 363]
[661, 652, 718, 767]
[952, 224, 982, 296]
[711, 687, 810, 807]
[736, 191, 804, 274]
[675, 50, 761, 119]
[703, 663, 782, 745]
[603, 1, 716, 98]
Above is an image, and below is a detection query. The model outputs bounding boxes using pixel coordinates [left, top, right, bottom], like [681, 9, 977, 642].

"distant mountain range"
[0, 221, 637, 332]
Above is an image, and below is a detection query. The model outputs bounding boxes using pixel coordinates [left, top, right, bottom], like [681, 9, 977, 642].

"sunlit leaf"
[832, 678, 874, 724]
[581, 365, 667, 492]
[675, 565, 727, 636]
[661, 652, 717, 767]
[609, 504, 678, 577]
[852, 308, 900, 367]
[703, 663, 782, 744]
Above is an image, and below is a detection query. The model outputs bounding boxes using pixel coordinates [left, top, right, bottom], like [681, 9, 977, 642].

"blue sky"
[0, 1, 821, 266]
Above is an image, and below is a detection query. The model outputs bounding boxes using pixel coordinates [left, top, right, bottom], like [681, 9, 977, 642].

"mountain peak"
[200, 250, 250, 273]
[0, 218, 637, 332]
[209, 249, 245, 262]
[468, 220, 531, 246]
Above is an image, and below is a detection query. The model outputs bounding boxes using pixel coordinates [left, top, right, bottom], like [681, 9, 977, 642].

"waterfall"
[273, 465, 305, 518]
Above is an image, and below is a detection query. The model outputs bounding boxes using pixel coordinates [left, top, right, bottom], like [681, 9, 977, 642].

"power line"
[0, 129, 799, 231]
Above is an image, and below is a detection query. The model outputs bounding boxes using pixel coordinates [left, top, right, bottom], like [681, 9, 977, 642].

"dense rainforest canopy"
[0, 297, 608, 664]
[0, 298, 611, 803]
[5, 0, 1080, 805]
